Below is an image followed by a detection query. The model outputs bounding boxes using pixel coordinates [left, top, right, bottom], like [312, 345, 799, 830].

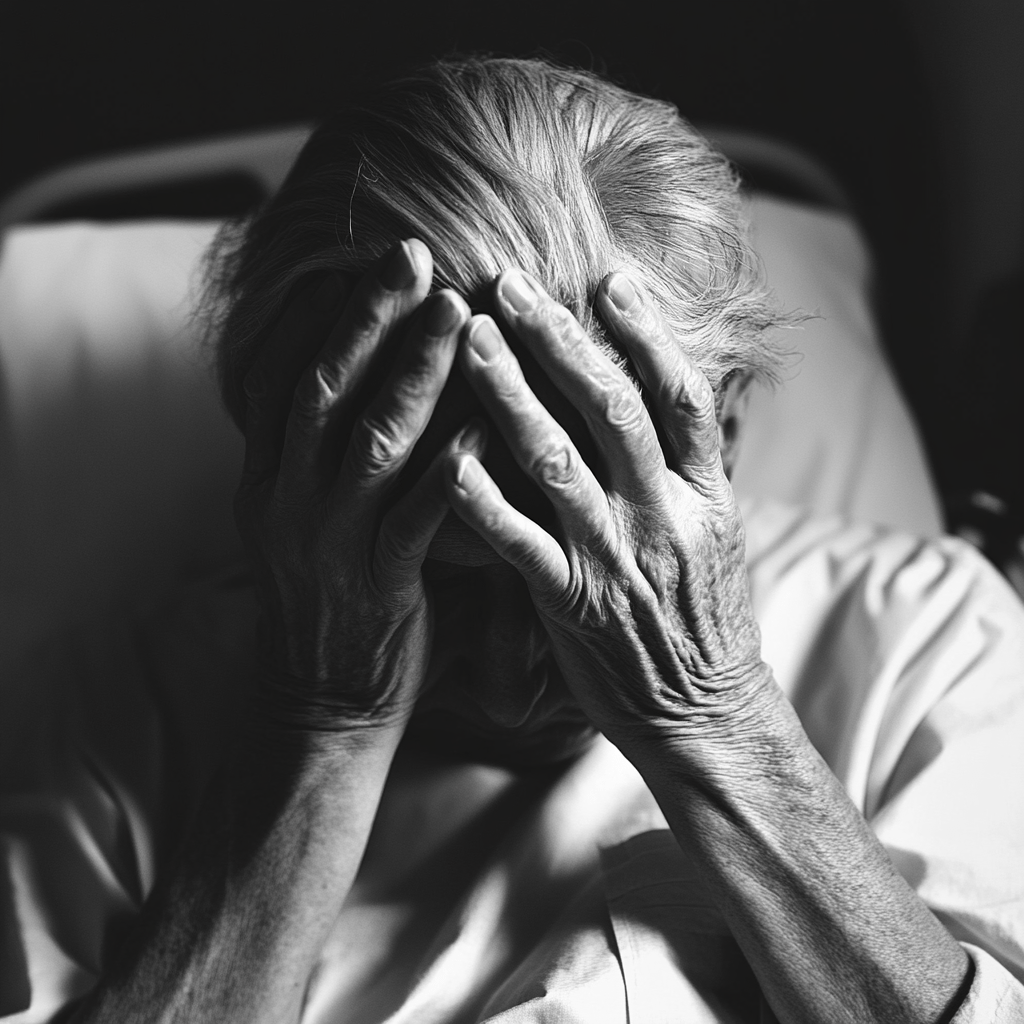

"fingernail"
[455, 454, 484, 490]
[607, 274, 639, 314]
[311, 272, 346, 312]
[500, 269, 538, 314]
[468, 318, 503, 362]
[458, 418, 488, 451]
[381, 241, 417, 291]
[425, 292, 465, 335]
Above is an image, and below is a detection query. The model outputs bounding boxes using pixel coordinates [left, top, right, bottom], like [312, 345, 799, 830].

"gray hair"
[203, 56, 786, 430]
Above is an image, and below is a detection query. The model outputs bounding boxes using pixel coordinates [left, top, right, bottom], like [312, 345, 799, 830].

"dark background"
[2, 0, 1022, 536]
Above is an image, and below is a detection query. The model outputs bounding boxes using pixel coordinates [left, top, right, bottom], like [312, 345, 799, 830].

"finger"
[493, 269, 668, 506]
[241, 272, 351, 484]
[459, 315, 614, 553]
[596, 272, 725, 490]
[335, 287, 470, 504]
[275, 240, 434, 500]
[373, 418, 487, 594]
[445, 446, 571, 604]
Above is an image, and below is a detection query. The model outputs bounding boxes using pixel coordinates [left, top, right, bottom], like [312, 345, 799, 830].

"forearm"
[73, 717, 405, 1024]
[628, 675, 971, 1024]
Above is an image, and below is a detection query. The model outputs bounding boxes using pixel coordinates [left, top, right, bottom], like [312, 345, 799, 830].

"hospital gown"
[1, 499, 1022, 1022]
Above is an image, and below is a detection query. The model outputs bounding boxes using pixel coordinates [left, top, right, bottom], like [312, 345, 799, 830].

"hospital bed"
[0, 124, 943, 656]
[0, 122, 947, 1021]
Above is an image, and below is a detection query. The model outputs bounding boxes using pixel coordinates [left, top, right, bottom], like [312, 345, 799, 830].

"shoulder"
[741, 499, 1024, 814]
[742, 498, 1024, 655]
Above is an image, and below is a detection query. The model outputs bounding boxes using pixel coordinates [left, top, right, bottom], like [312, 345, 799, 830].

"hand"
[236, 240, 484, 730]
[444, 268, 770, 754]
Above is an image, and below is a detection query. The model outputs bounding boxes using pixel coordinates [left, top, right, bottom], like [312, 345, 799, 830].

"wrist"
[619, 668, 972, 1024]
[224, 678, 408, 876]
[248, 663, 416, 741]
[614, 663, 797, 793]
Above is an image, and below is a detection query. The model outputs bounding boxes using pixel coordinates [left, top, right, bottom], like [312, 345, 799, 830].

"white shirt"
[1, 501, 1022, 1022]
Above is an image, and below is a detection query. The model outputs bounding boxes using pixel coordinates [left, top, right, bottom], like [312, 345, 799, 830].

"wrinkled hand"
[236, 240, 483, 730]
[445, 269, 771, 754]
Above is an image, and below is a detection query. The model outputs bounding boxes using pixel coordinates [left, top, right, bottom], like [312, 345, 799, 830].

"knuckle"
[537, 302, 585, 350]
[599, 379, 645, 432]
[350, 415, 407, 479]
[632, 303, 665, 344]
[694, 377, 716, 419]
[486, 352, 524, 401]
[531, 440, 580, 490]
[292, 361, 343, 419]
[665, 372, 715, 423]
[313, 359, 346, 400]
[348, 294, 391, 339]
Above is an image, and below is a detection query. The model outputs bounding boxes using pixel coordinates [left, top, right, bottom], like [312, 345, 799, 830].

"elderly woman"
[68, 57, 1022, 1023]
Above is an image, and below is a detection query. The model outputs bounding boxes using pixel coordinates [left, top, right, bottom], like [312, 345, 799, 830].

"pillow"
[730, 194, 942, 536]
[0, 197, 943, 663]
[0, 220, 241, 658]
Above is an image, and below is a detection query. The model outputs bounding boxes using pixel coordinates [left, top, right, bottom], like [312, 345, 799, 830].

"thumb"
[372, 419, 488, 591]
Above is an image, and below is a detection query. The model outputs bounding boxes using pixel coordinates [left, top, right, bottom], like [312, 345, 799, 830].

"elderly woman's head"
[209, 55, 780, 423]
[204, 56, 784, 764]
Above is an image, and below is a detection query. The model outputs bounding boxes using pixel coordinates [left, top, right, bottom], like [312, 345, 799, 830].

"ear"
[717, 371, 754, 479]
